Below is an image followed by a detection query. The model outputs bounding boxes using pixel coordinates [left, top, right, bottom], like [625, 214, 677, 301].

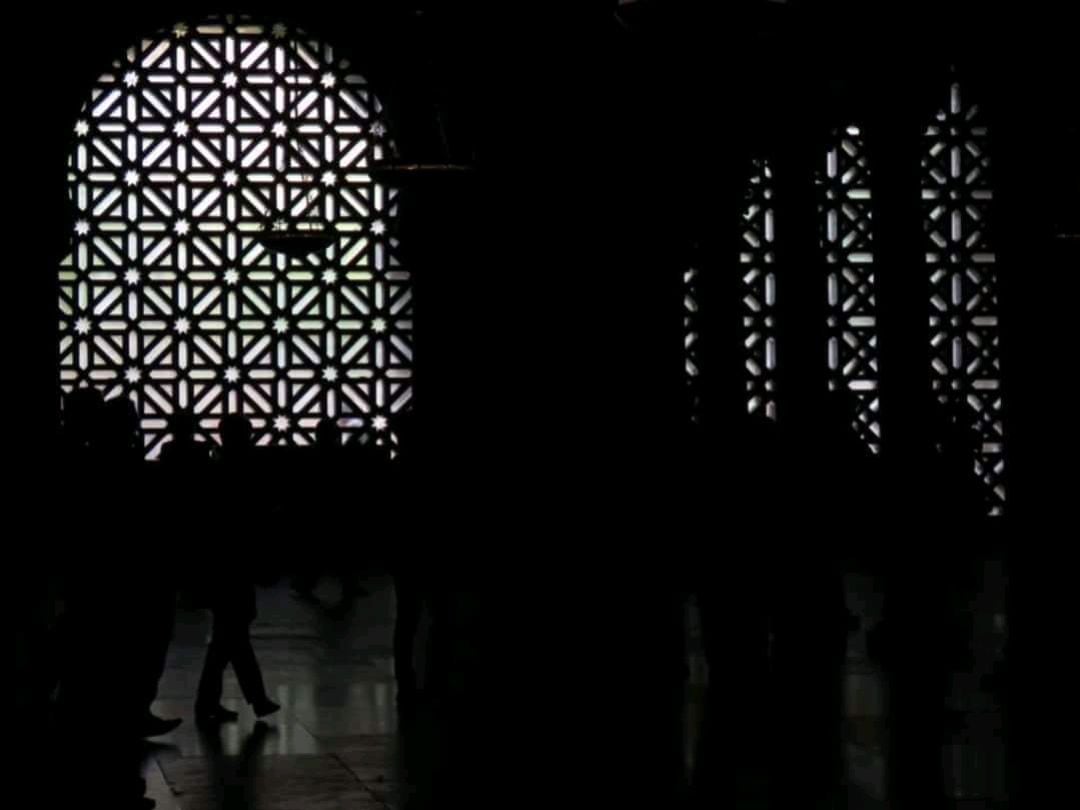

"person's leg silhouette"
[195, 609, 235, 724]
[131, 584, 181, 735]
[229, 624, 276, 715]
[393, 573, 423, 698]
[196, 606, 278, 722]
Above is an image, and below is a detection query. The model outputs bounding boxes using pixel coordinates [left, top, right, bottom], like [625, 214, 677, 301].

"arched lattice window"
[817, 126, 881, 452]
[923, 81, 1006, 514]
[740, 159, 778, 419]
[59, 16, 411, 457]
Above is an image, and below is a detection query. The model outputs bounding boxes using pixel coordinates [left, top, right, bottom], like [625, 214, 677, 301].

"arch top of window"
[70, 15, 404, 148]
[67, 15, 405, 254]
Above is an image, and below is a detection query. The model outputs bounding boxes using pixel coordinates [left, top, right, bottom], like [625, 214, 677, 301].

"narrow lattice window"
[923, 81, 1006, 514]
[740, 160, 778, 418]
[817, 126, 881, 452]
[683, 265, 702, 421]
[59, 16, 411, 457]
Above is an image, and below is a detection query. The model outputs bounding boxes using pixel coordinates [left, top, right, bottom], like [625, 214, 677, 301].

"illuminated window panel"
[923, 81, 1006, 514]
[58, 16, 411, 457]
[817, 125, 882, 453]
[740, 160, 778, 419]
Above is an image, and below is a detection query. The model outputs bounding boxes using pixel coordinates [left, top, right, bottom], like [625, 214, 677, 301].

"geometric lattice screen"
[923, 81, 1006, 514]
[739, 159, 778, 419]
[682, 160, 778, 422]
[817, 126, 881, 453]
[59, 16, 410, 458]
[681, 160, 779, 423]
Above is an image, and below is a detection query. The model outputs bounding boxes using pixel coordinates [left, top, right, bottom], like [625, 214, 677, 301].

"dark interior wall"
[8, 1, 1075, 533]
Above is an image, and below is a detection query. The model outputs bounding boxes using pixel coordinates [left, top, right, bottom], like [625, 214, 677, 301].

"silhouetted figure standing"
[100, 396, 142, 461]
[53, 389, 157, 808]
[771, 396, 859, 810]
[160, 408, 213, 607]
[216, 414, 259, 546]
[692, 410, 787, 807]
[159, 409, 212, 468]
[42, 389, 106, 708]
[383, 410, 439, 702]
[882, 399, 987, 809]
[195, 569, 280, 725]
[100, 396, 184, 737]
[59, 386, 106, 461]
[691, 398, 855, 809]
[292, 418, 369, 611]
[219, 413, 255, 463]
[216, 414, 265, 554]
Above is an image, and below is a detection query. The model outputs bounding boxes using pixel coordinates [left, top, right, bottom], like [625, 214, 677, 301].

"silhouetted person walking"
[195, 570, 280, 725]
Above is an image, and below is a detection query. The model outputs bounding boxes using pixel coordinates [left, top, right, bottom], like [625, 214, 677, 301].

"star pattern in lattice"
[817, 126, 881, 453]
[740, 160, 778, 419]
[58, 17, 412, 457]
[923, 81, 1006, 514]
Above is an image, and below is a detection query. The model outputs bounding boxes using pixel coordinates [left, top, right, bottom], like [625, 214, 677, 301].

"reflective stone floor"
[127, 566, 1007, 810]
[839, 560, 1009, 809]
[142, 578, 405, 810]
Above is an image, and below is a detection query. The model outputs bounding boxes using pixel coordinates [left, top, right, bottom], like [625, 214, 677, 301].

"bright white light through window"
[59, 16, 413, 456]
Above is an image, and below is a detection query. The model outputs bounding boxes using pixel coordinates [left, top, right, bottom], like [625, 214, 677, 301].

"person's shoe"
[138, 714, 183, 737]
[195, 705, 239, 725]
[252, 699, 281, 719]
